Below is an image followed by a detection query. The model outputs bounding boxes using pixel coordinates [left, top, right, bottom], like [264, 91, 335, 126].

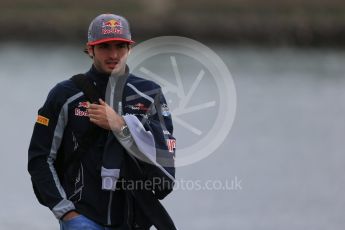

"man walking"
[28, 13, 176, 230]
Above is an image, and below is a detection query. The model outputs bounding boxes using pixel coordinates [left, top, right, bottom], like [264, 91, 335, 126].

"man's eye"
[117, 43, 127, 48]
[99, 44, 108, 49]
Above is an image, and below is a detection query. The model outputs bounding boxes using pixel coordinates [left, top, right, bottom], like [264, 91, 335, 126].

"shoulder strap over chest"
[55, 74, 103, 180]
[70, 74, 101, 103]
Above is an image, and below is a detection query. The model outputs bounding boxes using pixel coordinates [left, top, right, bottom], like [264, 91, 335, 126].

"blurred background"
[1, 0, 345, 46]
[1, 0, 345, 229]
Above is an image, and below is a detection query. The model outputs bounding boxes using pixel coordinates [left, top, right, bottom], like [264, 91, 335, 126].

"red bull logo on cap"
[102, 19, 122, 35]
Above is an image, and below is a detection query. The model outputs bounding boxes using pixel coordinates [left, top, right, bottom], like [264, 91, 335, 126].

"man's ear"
[87, 45, 94, 58]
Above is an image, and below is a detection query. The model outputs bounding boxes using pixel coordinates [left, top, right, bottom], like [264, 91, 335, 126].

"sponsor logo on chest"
[74, 101, 90, 117]
[125, 103, 149, 112]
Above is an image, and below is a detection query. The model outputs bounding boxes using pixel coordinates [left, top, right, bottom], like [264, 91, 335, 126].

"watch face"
[122, 126, 130, 137]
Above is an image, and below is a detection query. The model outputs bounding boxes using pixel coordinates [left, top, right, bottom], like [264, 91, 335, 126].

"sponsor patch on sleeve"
[36, 115, 50, 126]
[161, 103, 171, 116]
[163, 130, 171, 135]
[166, 139, 176, 153]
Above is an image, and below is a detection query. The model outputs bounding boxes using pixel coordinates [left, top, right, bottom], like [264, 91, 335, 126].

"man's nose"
[109, 46, 119, 59]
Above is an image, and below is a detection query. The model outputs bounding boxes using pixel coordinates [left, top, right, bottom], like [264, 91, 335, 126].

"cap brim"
[87, 38, 135, 46]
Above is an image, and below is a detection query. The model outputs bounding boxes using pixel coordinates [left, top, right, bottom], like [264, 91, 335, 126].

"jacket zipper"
[107, 191, 113, 225]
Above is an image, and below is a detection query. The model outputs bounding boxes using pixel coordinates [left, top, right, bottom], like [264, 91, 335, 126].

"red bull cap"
[87, 14, 134, 45]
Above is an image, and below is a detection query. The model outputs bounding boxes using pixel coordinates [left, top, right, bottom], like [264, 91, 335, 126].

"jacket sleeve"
[28, 84, 75, 219]
[146, 88, 176, 199]
[122, 87, 176, 199]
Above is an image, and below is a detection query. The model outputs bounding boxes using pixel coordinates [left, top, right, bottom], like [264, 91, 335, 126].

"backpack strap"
[71, 74, 101, 103]
[105, 65, 129, 114]
[55, 74, 103, 180]
[70, 74, 103, 154]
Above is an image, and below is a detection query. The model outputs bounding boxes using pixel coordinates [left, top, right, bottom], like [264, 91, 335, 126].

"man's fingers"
[87, 108, 99, 115]
[89, 117, 110, 130]
[88, 106, 105, 115]
[89, 117, 102, 124]
[87, 109, 96, 115]
[88, 103, 97, 109]
[89, 103, 103, 110]
[88, 113, 102, 120]
[89, 113, 111, 122]
[89, 117, 97, 124]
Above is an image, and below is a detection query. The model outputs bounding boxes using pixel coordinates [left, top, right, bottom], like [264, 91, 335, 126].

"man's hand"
[62, 211, 80, 221]
[88, 99, 125, 132]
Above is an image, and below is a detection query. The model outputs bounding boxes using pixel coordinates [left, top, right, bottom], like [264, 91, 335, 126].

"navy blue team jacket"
[28, 65, 176, 227]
